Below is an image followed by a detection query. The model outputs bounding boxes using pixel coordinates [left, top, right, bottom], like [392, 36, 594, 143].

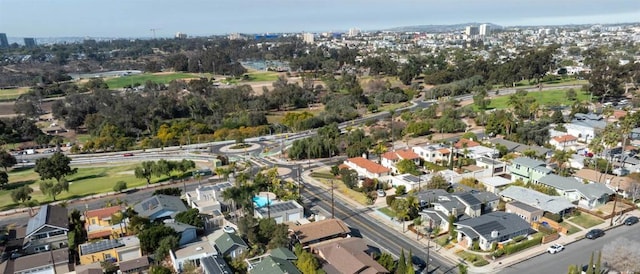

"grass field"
[559, 222, 581, 234]
[105, 73, 201, 89]
[0, 87, 29, 101]
[482, 89, 591, 110]
[568, 214, 604, 228]
[494, 78, 587, 89]
[310, 168, 370, 205]
[378, 206, 396, 218]
[243, 71, 280, 82]
[0, 164, 171, 210]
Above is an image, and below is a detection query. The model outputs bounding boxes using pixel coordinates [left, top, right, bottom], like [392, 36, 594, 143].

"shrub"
[386, 195, 397, 206]
[113, 181, 127, 192]
[493, 249, 505, 258]
[543, 212, 563, 223]
[473, 260, 489, 267]
[395, 185, 406, 195]
[504, 237, 542, 255]
[512, 235, 526, 243]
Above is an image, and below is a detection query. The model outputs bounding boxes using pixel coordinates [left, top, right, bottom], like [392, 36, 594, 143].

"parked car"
[624, 216, 639, 226]
[411, 256, 426, 270]
[123, 153, 134, 157]
[223, 225, 235, 233]
[547, 243, 564, 254]
[585, 229, 604, 239]
[377, 189, 386, 197]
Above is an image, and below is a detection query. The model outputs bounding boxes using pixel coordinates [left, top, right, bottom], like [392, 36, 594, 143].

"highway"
[499, 224, 640, 274]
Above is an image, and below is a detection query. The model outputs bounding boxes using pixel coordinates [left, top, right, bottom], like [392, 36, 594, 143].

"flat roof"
[173, 238, 217, 259]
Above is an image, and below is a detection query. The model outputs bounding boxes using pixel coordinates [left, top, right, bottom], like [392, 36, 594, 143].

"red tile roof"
[87, 230, 113, 239]
[437, 148, 451, 154]
[454, 138, 480, 149]
[552, 135, 577, 143]
[381, 149, 420, 160]
[85, 206, 122, 220]
[346, 157, 390, 174]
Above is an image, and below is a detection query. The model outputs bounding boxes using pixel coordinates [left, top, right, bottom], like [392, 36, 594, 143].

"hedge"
[503, 237, 542, 255]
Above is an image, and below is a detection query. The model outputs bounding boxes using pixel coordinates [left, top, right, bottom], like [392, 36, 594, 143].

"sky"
[1, 0, 639, 37]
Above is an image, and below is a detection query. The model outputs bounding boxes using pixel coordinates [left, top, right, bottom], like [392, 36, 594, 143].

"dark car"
[123, 153, 134, 157]
[624, 216, 639, 226]
[585, 229, 604, 239]
[411, 256, 426, 270]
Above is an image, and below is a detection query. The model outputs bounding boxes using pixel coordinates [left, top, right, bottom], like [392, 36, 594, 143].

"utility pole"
[331, 180, 335, 219]
[267, 187, 271, 219]
[610, 180, 620, 226]
[149, 28, 158, 39]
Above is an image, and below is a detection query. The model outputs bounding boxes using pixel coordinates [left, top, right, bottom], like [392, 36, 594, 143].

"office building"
[479, 24, 491, 36]
[24, 38, 36, 47]
[348, 27, 360, 37]
[302, 32, 314, 44]
[0, 33, 9, 48]
[465, 26, 479, 36]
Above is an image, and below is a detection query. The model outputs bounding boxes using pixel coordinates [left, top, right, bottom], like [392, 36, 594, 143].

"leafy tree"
[339, 169, 358, 189]
[448, 214, 456, 236]
[113, 181, 127, 192]
[135, 161, 156, 185]
[0, 171, 7, 188]
[0, 150, 17, 172]
[149, 266, 173, 274]
[175, 208, 204, 228]
[295, 246, 320, 274]
[138, 224, 178, 254]
[396, 159, 421, 176]
[39, 180, 69, 201]
[11, 185, 33, 204]
[376, 252, 395, 272]
[406, 249, 415, 274]
[34, 152, 77, 184]
[428, 174, 449, 190]
[101, 260, 118, 274]
[586, 252, 594, 274]
[154, 235, 179, 260]
[153, 187, 182, 196]
[567, 264, 580, 274]
[397, 249, 407, 274]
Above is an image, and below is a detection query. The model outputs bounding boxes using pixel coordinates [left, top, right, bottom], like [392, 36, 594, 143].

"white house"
[412, 144, 451, 164]
[549, 135, 579, 150]
[381, 149, 421, 174]
[342, 157, 390, 179]
[566, 113, 606, 144]
[254, 200, 304, 224]
[170, 238, 217, 272]
[385, 173, 432, 191]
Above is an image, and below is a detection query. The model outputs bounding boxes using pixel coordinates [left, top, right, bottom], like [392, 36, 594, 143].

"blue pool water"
[253, 196, 271, 208]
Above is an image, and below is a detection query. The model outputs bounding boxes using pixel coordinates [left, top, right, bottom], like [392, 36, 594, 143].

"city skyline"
[1, 0, 639, 38]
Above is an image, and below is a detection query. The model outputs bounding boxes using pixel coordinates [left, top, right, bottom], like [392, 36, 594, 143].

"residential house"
[312, 237, 389, 274]
[9, 248, 70, 274]
[465, 146, 500, 159]
[549, 135, 579, 151]
[505, 201, 544, 224]
[248, 248, 301, 274]
[380, 149, 421, 174]
[164, 222, 198, 246]
[415, 189, 449, 208]
[214, 233, 248, 259]
[574, 168, 640, 199]
[201, 255, 233, 274]
[23, 205, 69, 254]
[419, 191, 500, 233]
[342, 157, 390, 179]
[488, 138, 552, 158]
[74, 262, 103, 274]
[412, 144, 450, 164]
[475, 157, 507, 177]
[78, 236, 142, 265]
[84, 206, 126, 240]
[455, 212, 532, 251]
[478, 176, 512, 194]
[499, 186, 575, 215]
[537, 174, 613, 209]
[566, 113, 606, 144]
[454, 138, 480, 150]
[133, 194, 188, 221]
[171, 238, 217, 272]
[119, 256, 150, 274]
[185, 182, 233, 214]
[254, 200, 304, 224]
[386, 173, 432, 192]
[508, 157, 552, 183]
[290, 219, 351, 248]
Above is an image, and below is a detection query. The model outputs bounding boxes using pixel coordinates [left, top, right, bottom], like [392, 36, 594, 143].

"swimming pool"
[253, 196, 271, 208]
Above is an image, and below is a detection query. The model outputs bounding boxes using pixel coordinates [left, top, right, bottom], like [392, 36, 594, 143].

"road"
[301, 178, 458, 274]
[499, 224, 639, 274]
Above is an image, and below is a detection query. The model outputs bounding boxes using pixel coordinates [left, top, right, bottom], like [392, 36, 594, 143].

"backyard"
[0, 164, 173, 210]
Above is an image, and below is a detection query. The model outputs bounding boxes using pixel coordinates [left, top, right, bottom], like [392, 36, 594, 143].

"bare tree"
[602, 237, 640, 272]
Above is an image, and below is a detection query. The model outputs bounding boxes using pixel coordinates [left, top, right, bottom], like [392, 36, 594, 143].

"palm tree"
[551, 149, 572, 175]
[372, 143, 388, 164]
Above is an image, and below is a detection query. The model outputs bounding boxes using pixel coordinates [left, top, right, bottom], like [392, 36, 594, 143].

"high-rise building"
[348, 27, 360, 37]
[479, 24, 491, 36]
[465, 26, 479, 36]
[0, 33, 8, 48]
[175, 32, 187, 39]
[24, 37, 36, 47]
[302, 32, 314, 44]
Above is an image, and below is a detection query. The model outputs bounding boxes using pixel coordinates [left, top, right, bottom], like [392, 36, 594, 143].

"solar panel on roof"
[404, 175, 420, 183]
[141, 197, 159, 211]
[80, 239, 125, 255]
[473, 221, 505, 236]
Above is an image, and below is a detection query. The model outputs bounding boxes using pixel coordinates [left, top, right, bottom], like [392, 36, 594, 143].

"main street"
[500, 224, 640, 274]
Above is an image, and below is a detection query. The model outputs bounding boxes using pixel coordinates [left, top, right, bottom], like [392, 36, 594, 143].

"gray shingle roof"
[508, 201, 541, 213]
[214, 233, 247, 254]
[201, 255, 232, 274]
[133, 194, 188, 219]
[538, 174, 613, 199]
[455, 212, 531, 241]
[489, 139, 551, 156]
[499, 186, 575, 214]
[511, 157, 546, 168]
[249, 256, 301, 274]
[26, 205, 68, 237]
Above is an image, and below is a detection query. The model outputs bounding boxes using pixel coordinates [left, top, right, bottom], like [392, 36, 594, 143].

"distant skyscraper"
[479, 24, 491, 36]
[24, 37, 36, 47]
[302, 32, 314, 44]
[0, 33, 8, 48]
[175, 32, 187, 39]
[465, 26, 479, 36]
[348, 27, 360, 37]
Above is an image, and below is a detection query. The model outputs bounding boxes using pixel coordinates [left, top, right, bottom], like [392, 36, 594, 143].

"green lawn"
[456, 250, 490, 266]
[493, 78, 587, 89]
[105, 73, 201, 89]
[482, 89, 591, 110]
[568, 214, 604, 229]
[0, 87, 29, 101]
[559, 222, 581, 234]
[378, 206, 396, 218]
[242, 71, 280, 82]
[0, 164, 172, 210]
